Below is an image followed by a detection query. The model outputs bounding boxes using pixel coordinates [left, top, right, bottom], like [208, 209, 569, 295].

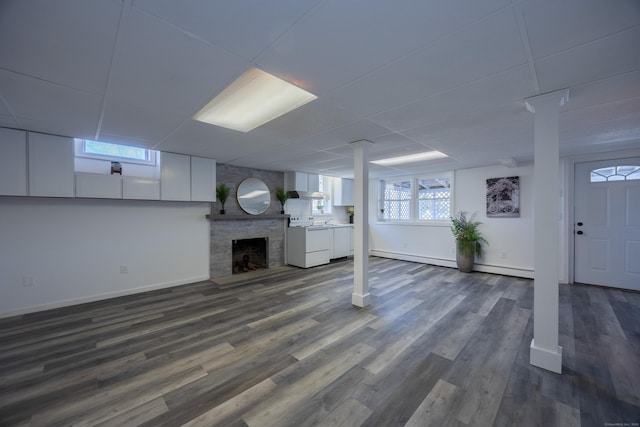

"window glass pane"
[417, 177, 450, 220]
[590, 165, 640, 182]
[383, 180, 411, 220]
[85, 140, 148, 161]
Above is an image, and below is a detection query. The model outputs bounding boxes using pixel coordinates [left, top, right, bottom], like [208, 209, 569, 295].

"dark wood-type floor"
[1, 257, 639, 426]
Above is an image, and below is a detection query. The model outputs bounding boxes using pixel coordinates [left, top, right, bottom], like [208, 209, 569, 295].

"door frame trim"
[564, 148, 640, 285]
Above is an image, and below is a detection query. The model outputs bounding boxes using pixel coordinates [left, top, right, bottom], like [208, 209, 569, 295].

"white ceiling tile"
[326, 9, 528, 116]
[0, 70, 102, 138]
[132, 0, 318, 60]
[99, 100, 187, 145]
[0, 115, 18, 128]
[257, 0, 512, 94]
[369, 65, 535, 132]
[0, 0, 121, 93]
[108, 7, 248, 115]
[536, 26, 640, 93]
[522, 0, 640, 59]
[297, 120, 392, 151]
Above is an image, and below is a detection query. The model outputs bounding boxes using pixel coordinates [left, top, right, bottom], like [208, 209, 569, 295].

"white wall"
[0, 197, 210, 317]
[370, 164, 536, 278]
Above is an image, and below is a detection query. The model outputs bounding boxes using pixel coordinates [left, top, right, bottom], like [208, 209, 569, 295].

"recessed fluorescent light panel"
[193, 67, 317, 132]
[371, 151, 447, 166]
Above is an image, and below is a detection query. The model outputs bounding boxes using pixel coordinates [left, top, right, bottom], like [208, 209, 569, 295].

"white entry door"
[574, 158, 640, 291]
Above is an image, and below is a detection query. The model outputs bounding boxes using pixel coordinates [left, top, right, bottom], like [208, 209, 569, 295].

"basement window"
[75, 139, 156, 165]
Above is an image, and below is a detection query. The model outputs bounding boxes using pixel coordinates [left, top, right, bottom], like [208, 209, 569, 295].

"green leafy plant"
[450, 211, 487, 257]
[216, 183, 231, 213]
[276, 187, 288, 213]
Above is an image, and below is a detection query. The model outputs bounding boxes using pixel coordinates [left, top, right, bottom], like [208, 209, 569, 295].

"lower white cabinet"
[332, 226, 351, 258]
[287, 227, 331, 268]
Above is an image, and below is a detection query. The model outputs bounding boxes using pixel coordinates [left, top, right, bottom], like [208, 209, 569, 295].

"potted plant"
[346, 206, 354, 223]
[216, 183, 230, 214]
[450, 211, 487, 273]
[276, 187, 288, 214]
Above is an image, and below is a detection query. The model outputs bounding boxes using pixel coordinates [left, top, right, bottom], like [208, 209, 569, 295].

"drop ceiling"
[0, 0, 638, 178]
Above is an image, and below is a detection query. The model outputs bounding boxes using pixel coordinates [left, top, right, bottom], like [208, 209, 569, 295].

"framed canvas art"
[486, 176, 520, 218]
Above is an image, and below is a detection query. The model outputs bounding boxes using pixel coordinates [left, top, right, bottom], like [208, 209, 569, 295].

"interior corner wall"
[0, 197, 210, 317]
[369, 163, 536, 278]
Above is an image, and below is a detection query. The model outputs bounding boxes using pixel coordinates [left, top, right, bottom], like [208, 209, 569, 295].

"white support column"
[351, 140, 372, 307]
[525, 89, 569, 374]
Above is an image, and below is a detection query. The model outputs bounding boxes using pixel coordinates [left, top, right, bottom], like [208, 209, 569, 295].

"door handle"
[576, 230, 584, 235]
[577, 222, 583, 226]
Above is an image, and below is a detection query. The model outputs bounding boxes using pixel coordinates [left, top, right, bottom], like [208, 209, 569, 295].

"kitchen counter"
[286, 224, 354, 268]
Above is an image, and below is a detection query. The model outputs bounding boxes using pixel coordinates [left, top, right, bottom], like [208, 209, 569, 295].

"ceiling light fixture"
[371, 151, 447, 166]
[193, 67, 317, 132]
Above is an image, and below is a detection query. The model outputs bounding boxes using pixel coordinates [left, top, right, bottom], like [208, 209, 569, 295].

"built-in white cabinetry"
[284, 171, 320, 192]
[190, 156, 216, 202]
[75, 173, 122, 199]
[0, 128, 28, 196]
[332, 178, 354, 206]
[160, 152, 191, 201]
[28, 132, 74, 197]
[332, 226, 351, 258]
[287, 227, 331, 268]
[123, 177, 160, 200]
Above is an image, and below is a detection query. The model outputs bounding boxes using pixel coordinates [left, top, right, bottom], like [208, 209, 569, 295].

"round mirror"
[237, 178, 271, 215]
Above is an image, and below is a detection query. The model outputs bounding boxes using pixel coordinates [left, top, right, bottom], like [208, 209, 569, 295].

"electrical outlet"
[120, 265, 128, 274]
[22, 276, 34, 287]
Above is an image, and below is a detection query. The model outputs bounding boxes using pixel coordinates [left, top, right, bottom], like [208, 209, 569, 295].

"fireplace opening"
[232, 237, 269, 274]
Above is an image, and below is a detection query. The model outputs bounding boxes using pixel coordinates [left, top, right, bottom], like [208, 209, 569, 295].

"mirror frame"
[236, 178, 271, 215]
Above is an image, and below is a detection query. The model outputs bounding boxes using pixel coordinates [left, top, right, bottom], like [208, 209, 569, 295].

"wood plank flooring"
[1, 257, 639, 426]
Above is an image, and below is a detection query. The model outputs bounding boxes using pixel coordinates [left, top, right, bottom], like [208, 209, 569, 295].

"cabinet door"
[285, 171, 308, 192]
[123, 177, 160, 200]
[75, 173, 122, 198]
[307, 173, 320, 192]
[333, 178, 354, 206]
[332, 227, 350, 258]
[191, 156, 216, 202]
[160, 152, 191, 201]
[28, 132, 74, 197]
[0, 128, 28, 196]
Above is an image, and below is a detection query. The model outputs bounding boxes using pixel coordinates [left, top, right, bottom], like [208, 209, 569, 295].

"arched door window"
[590, 165, 640, 182]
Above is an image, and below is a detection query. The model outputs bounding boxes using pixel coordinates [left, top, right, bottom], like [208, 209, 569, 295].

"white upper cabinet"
[28, 132, 74, 197]
[333, 178, 354, 206]
[285, 171, 308, 192]
[160, 152, 191, 201]
[307, 173, 320, 192]
[75, 173, 122, 199]
[0, 128, 28, 196]
[285, 171, 320, 193]
[190, 156, 216, 202]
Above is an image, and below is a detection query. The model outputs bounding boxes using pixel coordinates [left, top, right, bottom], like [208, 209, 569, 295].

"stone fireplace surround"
[209, 164, 286, 279]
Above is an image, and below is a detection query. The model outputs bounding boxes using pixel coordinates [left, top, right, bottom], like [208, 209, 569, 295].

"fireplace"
[232, 237, 269, 274]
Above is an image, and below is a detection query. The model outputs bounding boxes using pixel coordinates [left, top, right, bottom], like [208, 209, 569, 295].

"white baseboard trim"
[530, 339, 563, 374]
[0, 275, 210, 319]
[370, 250, 534, 279]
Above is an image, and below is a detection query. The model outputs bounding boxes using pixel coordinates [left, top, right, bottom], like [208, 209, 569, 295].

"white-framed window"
[312, 175, 332, 215]
[590, 165, 640, 182]
[417, 175, 451, 221]
[381, 178, 412, 220]
[379, 172, 452, 222]
[75, 139, 156, 165]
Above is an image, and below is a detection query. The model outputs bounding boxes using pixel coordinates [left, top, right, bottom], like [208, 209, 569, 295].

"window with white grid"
[417, 177, 451, 221]
[382, 179, 411, 220]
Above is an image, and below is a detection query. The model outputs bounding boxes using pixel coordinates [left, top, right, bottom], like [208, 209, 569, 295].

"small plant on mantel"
[276, 187, 288, 214]
[216, 183, 231, 214]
